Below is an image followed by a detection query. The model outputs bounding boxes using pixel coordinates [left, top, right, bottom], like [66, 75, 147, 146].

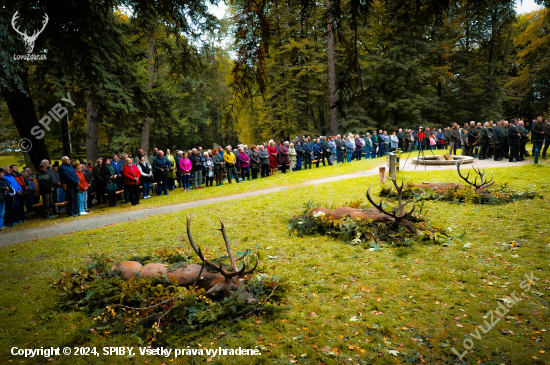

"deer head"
[366, 177, 417, 233]
[11, 11, 49, 54]
[456, 161, 494, 191]
[186, 214, 259, 304]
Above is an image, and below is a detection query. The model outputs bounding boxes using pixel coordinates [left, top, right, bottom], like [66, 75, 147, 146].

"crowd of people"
[0, 117, 548, 230]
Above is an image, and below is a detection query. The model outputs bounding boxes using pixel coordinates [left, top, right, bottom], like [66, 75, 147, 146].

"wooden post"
[387, 153, 396, 179]
[379, 167, 386, 184]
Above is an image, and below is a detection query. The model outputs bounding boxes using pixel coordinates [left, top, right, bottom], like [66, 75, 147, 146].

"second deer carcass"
[111, 214, 259, 304]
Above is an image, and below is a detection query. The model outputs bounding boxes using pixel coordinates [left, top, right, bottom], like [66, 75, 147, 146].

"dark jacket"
[544, 123, 550, 139]
[259, 150, 270, 165]
[153, 156, 171, 176]
[213, 155, 224, 170]
[46, 167, 59, 186]
[467, 126, 478, 143]
[493, 126, 504, 144]
[249, 150, 260, 169]
[295, 144, 304, 157]
[36, 170, 53, 193]
[303, 142, 313, 155]
[532, 122, 545, 141]
[189, 154, 202, 172]
[92, 165, 104, 187]
[354, 138, 363, 152]
[58, 163, 80, 188]
[450, 127, 460, 141]
[279, 144, 290, 164]
[508, 124, 520, 146]
[0, 177, 9, 201]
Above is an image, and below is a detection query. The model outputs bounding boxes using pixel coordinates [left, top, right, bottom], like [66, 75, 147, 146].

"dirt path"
[0, 158, 532, 247]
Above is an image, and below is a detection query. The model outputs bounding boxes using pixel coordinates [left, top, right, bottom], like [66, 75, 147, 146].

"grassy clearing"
[0, 163, 548, 364]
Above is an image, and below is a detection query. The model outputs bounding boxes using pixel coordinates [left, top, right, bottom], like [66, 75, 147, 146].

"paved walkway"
[0, 158, 532, 247]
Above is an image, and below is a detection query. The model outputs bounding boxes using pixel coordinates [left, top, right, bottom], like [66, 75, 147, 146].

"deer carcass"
[310, 177, 417, 233]
[111, 214, 259, 304]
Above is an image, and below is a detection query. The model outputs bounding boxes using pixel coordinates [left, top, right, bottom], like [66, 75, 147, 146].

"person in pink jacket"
[179, 152, 193, 191]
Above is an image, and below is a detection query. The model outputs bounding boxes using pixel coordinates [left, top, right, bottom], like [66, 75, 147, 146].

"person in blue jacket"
[313, 139, 323, 168]
[302, 138, 313, 170]
[2, 166, 23, 226]
[58, 156, 80, 217]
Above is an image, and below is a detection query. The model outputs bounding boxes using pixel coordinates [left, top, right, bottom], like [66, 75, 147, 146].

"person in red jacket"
[73, 161, 89, 216]
[123, 158, 141, 206]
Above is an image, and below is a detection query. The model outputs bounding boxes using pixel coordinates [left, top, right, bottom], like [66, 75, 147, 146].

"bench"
[55, 201, 68, 217]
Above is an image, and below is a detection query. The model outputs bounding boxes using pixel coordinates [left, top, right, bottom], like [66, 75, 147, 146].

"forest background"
[0, 0, 549, 168]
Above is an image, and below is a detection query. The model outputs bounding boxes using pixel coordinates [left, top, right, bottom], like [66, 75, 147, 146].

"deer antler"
[366, 178, 415, 219]
[186, 214, 258, 279]
[11, 11, 28, 38]
[456, 161, 494, 190]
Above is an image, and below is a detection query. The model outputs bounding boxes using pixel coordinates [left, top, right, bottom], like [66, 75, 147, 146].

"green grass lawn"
[0, 163, 548, 364]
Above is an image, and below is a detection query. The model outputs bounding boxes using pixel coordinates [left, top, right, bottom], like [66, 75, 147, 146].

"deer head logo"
[11, 11, 49, 54]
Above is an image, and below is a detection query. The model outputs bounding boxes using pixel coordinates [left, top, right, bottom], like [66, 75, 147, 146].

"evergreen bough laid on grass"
[379, 182, 542, 205]
[51, 250, 287, 346]
[288, 200, 451, 248]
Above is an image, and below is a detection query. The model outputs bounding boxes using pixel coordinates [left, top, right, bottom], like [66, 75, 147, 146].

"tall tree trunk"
[3, 86, 50, 170]
[326, 0, 338, 136]
[86, 91, 100, 161]
[140, 27, 156, 154]
[61, 110, 71, 157]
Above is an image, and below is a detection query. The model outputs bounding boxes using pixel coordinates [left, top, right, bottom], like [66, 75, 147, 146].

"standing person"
[449, 123, 460, 155]
[212, 149, 224, 186]
[123, 158, 141, 205]
[0, 168, 8, 229]
[355, 135, 364, 160]
[179, 152, 193, 191]
[138, 156, 153, 198]
[74, 162, 89, 215]
[288, 143, 297, 171]
[84, 161, 94, 211]
[3, 166, 23, 226]
[479, 122, 490, 160]
[312, 139, 323, 167]
[102, 158, 118, 207]
[397, 129, 404, 150]
[492, 121, 504, 161]
[363, 134, 371, 160]
[22, 169, 36, 215]
[92, 158, 105, 204]
[165, 149, 176, 191]
[35, 163, 56, 219]
[335, 135, 343, 163]
[302, 138, 313, 169]
[10, 165, 27, 221]
[542, 119, 550, 159]
[461, 124, 469, 156]
[203, 153, 214, 187]
[295, 141, 304, 170]
[279, 141, 290, 173]
[237, 148, 251, 181]
[152, 150, 170, 196]
[467, 122, 478, 157]
[175, 151, 183, 188]
[371, 132, 379, 158]
[111, 154, 125, 203]
[390, 132, 399, 152]
[42, 159, 60, 213]
[321, 137, 330, 165]
[532, 116, 545, 160]
[58, 156, 80, 217]
[345, 136, 355, 162]
[249, 145, 260, 178]
[518, 121, 528, 161]
[267, 141, 278, 176]
[501, 120, 510, 159]
[508, 119, 520, 162]
[224, 146, 239, 183]
[328, 137, 337, 164]
[259, 146, 270, 178]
